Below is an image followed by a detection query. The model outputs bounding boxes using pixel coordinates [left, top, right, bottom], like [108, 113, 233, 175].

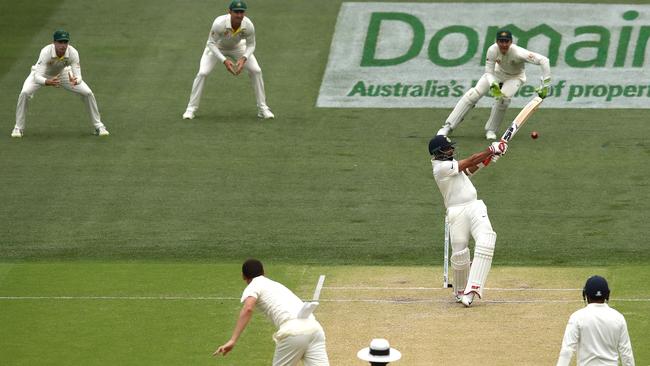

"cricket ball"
[531, 131, 539, 139]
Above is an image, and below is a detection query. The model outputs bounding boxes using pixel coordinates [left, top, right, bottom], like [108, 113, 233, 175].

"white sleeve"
[69, 47, 83, 84]
[517, 46, 551, 80]
[33, 47, 50, 85]
[242, 19, 256, 60]
[207, 19, 227, 63]
[241, 281, 261, 302]
[556, 315, 579, 366]
[483, 44, 497, 85]
[433, 160, 459, 179]
[618, 318, 635, 366]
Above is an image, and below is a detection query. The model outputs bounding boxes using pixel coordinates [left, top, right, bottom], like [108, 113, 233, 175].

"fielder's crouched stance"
[429, 135, 507, 307]
[12, 30, 109, 138]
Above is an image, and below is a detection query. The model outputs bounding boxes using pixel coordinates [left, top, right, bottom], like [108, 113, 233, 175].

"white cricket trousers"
[15, 69, 105, 130]
[447, 200, 494, 254]
[185, 46, 268, 113]
[272, 328, 329, 366]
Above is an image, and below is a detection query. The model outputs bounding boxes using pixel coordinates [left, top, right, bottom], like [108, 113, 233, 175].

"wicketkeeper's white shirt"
[241, 276, 314, 329]
[432, 159, 478, 208]
[484, 43, 551, 85]
[556, 303, 635, 366]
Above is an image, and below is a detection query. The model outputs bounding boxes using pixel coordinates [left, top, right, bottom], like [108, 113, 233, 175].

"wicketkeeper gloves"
[489, 81, 503, 99]
[536, 77, 551, 99]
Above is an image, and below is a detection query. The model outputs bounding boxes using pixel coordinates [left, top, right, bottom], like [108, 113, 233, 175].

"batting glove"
[536, 77, 551, 99]
[490, 82, 503, 99]
[488, 140, 508, 156]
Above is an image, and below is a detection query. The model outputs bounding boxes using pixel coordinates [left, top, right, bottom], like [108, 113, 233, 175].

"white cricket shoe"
[257, 108, 275, 119]
[11, 127, 23, 138]
[436, 126, 451, 136]
[485, 130, 497, 140]
[95, 126, 110, 136]
[182, 110, 195, 120]
[461, 292, 475, 307]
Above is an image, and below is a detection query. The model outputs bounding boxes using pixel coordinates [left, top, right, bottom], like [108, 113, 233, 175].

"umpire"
[556, 275, 635, 366]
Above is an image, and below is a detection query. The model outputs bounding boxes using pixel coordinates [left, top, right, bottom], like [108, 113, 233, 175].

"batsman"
[429, 135, 507, 307]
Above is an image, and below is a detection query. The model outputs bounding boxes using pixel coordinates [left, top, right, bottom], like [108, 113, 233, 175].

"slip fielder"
[182, 0, 274, 120]
[429, 135, 507, 306]
[436, 29, 551, 140]
[12, 30, 109, 138]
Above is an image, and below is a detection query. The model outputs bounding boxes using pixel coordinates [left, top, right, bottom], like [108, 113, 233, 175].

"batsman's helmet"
[429, 135, 455, 160]
[582, 275, 610, 302]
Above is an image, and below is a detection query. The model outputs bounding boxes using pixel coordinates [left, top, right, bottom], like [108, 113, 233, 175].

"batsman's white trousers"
[272, 319, 329, 366]
[185, 46, 268, 113]
[15, 69, 105, 130]
[446, 200, 494, 255]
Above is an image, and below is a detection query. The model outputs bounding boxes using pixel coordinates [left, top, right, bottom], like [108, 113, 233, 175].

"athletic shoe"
[257, 108, 275, 119]
[485, 130, 497, 140]
[95, 126, 110, 136]
[436, 126, 451, 136]
[182, 110, 195, 120]
[11, 128, 23, 138]
[461, 292, 475, 307]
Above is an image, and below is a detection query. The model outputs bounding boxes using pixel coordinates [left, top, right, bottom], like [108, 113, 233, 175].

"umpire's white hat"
[357, 338, 401, 363]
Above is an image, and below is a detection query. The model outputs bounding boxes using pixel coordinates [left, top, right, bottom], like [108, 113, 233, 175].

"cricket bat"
[500, 96, 543, 142]
[297, 275, 325, 319]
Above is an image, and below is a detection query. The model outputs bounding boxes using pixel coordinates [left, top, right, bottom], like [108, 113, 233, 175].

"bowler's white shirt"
[241, 276, 311, 329]
[432, 159, 477, 208]
[484, 43, 550, 84]
[557, 303, 635, 366]
[206, 14, 256, 63]
[32, 44, 82, 85]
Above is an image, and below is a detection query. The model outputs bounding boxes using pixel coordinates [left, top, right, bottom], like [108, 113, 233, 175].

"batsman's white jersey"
[432, 159, 477, 208]
[557, 303, 635, 366]
[184, 14, 270, 115]
[15, 44, 105, 131]
[432, 158, 496, 299]
[484, 43, 551, 85]
[242, 276, 329, 366]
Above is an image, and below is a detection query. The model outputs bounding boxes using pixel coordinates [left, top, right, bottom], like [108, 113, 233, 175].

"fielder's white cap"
[357, 338, 402, 363]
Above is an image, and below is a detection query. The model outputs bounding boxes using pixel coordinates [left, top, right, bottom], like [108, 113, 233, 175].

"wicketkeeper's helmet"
[583, 275, 610, 301]
[428, 135, 455, 160]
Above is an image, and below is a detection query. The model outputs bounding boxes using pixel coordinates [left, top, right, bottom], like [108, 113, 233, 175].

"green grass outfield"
[1, 0, 649, 364]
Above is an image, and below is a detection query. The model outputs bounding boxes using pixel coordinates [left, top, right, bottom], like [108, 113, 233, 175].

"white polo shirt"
[241, 276, 309, 329]
[432, 158, 477, 208]
[557, 303, 635, 366]
[484, 43, 550, 84]
[32, 44, 82, 85]
[206, 14, 256, 62]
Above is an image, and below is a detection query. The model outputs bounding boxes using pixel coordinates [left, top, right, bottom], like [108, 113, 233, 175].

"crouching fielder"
[429, 135, 507, 307]
[12, 30, 109, 138]
[436, 29, 551, 140]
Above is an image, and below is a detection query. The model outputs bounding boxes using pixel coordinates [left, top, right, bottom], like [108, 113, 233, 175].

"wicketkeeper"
[436, 29, 551, 140]
[429, 135, 507, 306]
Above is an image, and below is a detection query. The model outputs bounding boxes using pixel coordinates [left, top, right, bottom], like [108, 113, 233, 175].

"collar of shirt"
[225, 14, 246, 35]
[49, 44, 70, 60]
